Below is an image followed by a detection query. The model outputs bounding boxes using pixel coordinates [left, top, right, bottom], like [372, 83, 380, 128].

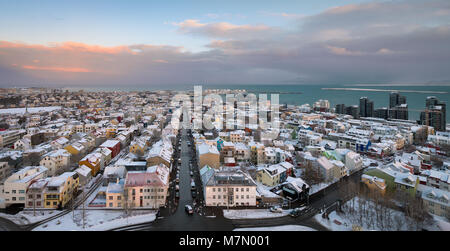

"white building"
[1, 166, 48, 208]
[39, 149, 71, 176]
[202, 168, 257, 207]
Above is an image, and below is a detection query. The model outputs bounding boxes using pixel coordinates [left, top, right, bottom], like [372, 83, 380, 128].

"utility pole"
[82, 188, 86, 229]
[33, 192, 36, 217]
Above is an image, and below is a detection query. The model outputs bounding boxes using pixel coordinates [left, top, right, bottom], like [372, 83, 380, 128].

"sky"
[1, 0, 450, 87]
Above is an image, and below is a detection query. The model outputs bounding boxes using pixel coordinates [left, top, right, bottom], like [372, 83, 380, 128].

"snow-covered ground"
[0, 210, 58, 225]
[309, 181, 336, 195]
[314, 196, 444, 231]
[0, 106, 61, 115]
[433, 215, 450, 231]
[33, 209, 156, 231]
[314, 211, 353, 231]
[234, 225, 316, 231]
[223, 209, 290, 219]
[87, 213, 156, 231]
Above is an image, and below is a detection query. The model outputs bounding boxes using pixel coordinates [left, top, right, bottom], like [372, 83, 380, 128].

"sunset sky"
[1, 0, 450, 87]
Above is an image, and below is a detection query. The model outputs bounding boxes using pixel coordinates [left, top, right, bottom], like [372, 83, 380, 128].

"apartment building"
[39, 149, 71, 176]
[1, 166, 48, 208]
[123, 165, 169, 208]
[203, 170, 257, 207]
[43, 172, 79, 209]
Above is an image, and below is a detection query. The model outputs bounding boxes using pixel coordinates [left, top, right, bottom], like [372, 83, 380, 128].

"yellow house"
[106, 128, 117, 138]
[130, 140, 147, 156]
[361, 174, 386, 195]
[64, 142, 85, 156]
[79, 152, 102, 176]
[198, 144, 220, 169]
[44, 172, 79, 209]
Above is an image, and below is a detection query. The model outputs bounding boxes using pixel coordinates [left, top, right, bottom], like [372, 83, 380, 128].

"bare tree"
[300, 161, 325, 186]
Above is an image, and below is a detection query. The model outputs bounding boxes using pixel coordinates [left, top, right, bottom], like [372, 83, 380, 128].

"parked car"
[175, 191, 180, 198]
[190, 171, 193, 176]
[191, 181, 196, 190]
[176, 185, 179, 191]
[289, 208, 301, 217]
[269, 206, 283, 213]
[185, 205, 194, 215]
[191, 190, 197, 198]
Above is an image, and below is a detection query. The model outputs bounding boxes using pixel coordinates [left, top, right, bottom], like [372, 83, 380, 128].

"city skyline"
[1, 0, 450, 87]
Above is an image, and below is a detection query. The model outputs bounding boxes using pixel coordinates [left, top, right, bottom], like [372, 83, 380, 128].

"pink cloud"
[22, 65, 93, 73]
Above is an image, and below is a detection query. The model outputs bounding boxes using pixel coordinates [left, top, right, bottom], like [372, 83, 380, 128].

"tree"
[24, 152, 42, 166]
[291, 130, 297, 140]
[300, 161, 325, 186]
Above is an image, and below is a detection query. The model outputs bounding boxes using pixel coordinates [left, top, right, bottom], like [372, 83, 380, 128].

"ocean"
[66, 84, 450, 121]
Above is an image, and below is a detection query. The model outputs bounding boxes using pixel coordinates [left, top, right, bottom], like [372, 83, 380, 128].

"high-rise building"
[389, 92, 408, 120]
[389, 92, 406, 108]
[420, 96, 446, 131]
[359, 97, 374, 118]
[374, 107, 389, 120]
[335, 104, 346, 114]
[345, 105, 359, 118]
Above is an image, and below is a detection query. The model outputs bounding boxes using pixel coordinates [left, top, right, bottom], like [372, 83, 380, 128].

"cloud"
[1, 0, 450, 87]
[22, 65, 93, 73]
[174, 19, 279, 39]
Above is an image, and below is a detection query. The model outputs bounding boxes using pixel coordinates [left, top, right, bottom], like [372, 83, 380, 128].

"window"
[117, 196, 121, 200]
[109, 196, 113, 200]
[213, 195, 216, 199]
[218, 195, 221, 199]
[109, 203, 113, 207]
[246, 188, 249, 192]
[218, 188, 221, 192]
[12, 190, 16, 194]
[213, 188, 216, 192]
[241, 188, 244, 192]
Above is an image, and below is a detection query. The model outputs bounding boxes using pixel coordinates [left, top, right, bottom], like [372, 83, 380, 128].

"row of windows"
[212, 187, 250, 192]
[9, 197, 25, 201]
[10, 190, 25, 194]
[28, 201, 42, 207]
[211, 195, 251, 199]
[212, 202, 250, 206]
[132, 188, 164, 193]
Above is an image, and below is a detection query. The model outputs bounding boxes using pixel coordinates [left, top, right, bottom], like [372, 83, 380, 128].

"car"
[185, 205, 194, 215]
[176, 185, 179, 191]
[269, 206, 283, 213]
[190, 171, 193, 176]
[175, 191, 179, 198]
[289, 208, 301, 217]
[191, 190, 197, 198]
[191, 181, 196, 190]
